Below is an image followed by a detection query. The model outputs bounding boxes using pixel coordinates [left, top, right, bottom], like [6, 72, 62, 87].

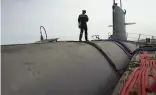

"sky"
[1, 0, 156, 45]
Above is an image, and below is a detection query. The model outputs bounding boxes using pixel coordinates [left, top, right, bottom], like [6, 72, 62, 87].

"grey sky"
[1, 0, 156, 45]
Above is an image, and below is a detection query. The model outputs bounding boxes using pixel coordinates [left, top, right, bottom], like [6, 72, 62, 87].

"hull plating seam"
[104, 40, 132, 58]
[112, 41, 132, 59]
[84, 41, 122, 76]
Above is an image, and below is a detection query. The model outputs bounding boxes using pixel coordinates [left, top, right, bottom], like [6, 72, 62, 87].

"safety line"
[103, 40, 132, 58]
[113, 42, 132, 59]
[83, 41, 121, 76]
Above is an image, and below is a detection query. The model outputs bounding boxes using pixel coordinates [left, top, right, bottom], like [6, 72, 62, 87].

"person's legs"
[79, 27, 83, 41]
[84, 26, 88, 41]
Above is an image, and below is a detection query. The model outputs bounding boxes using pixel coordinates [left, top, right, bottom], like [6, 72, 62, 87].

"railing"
[127, 33, 156, 44]
[107, 32, 156, 44]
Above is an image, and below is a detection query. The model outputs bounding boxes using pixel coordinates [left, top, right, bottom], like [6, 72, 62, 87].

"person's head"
[82, 10, 86, 14]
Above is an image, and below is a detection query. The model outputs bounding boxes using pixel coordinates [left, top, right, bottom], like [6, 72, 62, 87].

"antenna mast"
[113, 0, 115, 4]
[113, 0, 122, 9]
[120, 0, 122, 9]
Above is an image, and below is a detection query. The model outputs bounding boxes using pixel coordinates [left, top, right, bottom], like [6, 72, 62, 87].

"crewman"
[78, 10, 89, 41]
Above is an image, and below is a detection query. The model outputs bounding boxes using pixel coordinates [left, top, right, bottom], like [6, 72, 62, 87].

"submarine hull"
[2, 41, 137, 95]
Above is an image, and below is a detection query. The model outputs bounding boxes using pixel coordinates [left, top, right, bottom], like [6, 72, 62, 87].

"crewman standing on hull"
[78, 10, 89, 41]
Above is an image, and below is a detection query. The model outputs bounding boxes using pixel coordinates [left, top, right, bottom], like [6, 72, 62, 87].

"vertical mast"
[120, 0, 122, 9]
[113, 0, 115, 4]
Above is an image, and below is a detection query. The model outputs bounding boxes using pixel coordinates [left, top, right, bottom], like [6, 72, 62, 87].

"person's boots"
[79, 34, 82, 41]
[85, 35, 88, 41]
